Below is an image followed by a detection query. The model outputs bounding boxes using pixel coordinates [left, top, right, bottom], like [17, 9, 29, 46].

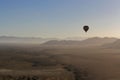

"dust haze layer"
[0, 36, 120, 80]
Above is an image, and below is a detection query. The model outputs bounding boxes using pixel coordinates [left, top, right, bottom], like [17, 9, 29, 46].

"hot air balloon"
[83, 25, 89, 32]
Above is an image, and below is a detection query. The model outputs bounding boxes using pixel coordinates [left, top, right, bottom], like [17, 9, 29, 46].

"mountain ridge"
[42, 37, 118, 47]
[0, 36, 57, 44]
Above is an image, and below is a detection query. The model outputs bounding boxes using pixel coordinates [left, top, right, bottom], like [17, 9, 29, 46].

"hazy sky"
[0, 0, 120, 38]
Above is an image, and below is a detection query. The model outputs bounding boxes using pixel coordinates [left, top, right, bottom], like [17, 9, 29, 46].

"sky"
[0, 0, 120, 39]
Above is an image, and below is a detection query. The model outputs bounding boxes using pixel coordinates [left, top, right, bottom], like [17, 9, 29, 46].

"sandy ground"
[48, 47, 120, 80]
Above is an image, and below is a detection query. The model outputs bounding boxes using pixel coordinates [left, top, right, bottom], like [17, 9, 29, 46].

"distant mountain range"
[0, 36, 57, 44]
[0, 36, 118, 47]
[42, 37, 118, 47]
[103, 39, 120, 48]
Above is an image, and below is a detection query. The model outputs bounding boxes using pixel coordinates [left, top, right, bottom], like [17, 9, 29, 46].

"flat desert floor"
[47, 47, 120, 80]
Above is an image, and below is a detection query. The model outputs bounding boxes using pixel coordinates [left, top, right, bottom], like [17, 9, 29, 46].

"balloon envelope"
[83, 26, 89, 32]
